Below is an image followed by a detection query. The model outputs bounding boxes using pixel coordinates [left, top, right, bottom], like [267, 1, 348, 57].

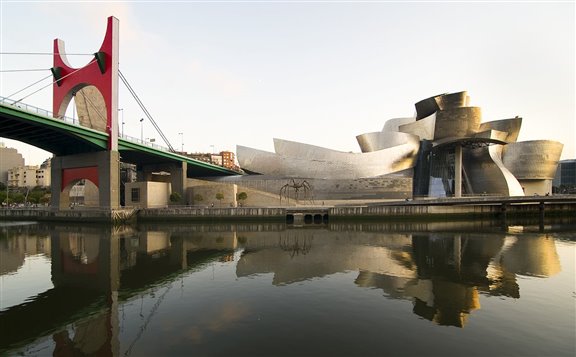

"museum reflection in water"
[0, 221, 569, 354]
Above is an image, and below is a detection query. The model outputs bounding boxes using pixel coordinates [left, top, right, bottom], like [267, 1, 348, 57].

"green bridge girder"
[0, 103, 238, 177]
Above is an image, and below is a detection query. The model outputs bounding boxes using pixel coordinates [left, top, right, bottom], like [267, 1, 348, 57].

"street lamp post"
[118, 108, 124, 137]
[179, 132, 184, 153]
[139, 118, 144, 142]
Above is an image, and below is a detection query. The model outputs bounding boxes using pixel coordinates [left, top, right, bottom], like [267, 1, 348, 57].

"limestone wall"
[186, 182, 238, 207]
[205, 176, 413, 201]
[125, 181, 170, 208]
[187, 179, 299, 207]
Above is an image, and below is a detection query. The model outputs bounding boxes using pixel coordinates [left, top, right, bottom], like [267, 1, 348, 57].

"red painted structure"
[52, 16, 119, 151]
[61, 166, 99, 190]
[50, 17, 120, 208]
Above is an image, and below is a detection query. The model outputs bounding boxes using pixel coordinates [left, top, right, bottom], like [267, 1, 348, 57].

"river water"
[1, 219, 575, 356]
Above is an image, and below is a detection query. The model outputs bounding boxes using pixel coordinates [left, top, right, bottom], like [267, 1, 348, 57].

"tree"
[12, 193, 25, 204]
[236, 191, 248, 206]
[40, 195, 50, 205]
[215, 192, 224, 207]
[193, 193, 204, 205]
[170, 192, 182, 203]
[28, 191, 44, 204]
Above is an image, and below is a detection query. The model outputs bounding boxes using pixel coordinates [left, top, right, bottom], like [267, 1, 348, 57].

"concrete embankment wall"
[138, 207, 286, 222]
[0, 208, 138, 223]
[1, 199, 573, 223]
[330, 202, 575, 221]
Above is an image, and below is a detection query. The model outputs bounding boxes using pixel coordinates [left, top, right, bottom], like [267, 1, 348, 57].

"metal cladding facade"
[356, 131, 420, 153]
[433, 107, 482, 140]
[237, 136, 419, 180]
[236, 91, 564, 197]
[479, 117, 522, 143]
[502, 141, 564, 179]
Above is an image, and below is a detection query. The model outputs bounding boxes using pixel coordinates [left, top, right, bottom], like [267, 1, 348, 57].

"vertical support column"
[50, 156, 64, 209]
[454, 145, 462, 198]
[99, 151, 120, 209]
[170, 161, 187, 202]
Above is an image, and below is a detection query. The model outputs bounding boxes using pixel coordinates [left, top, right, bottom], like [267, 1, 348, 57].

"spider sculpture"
[279, 179, 314, 204]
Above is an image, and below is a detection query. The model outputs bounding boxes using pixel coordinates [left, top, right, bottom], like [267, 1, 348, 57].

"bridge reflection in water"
[0, 220, 572, 356]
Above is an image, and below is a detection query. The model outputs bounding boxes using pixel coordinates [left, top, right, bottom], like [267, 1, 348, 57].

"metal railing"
[121, 133, 171, 152]
[1, 95, 81, 125]
[0, 95, 173, 152]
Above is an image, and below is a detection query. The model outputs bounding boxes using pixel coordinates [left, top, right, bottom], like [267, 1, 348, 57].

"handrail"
[0, 95, 171, 152]
[0, 95, 80, 126]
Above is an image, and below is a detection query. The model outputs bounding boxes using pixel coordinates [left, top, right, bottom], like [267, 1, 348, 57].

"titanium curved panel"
[356, 131, 420, 153]
[238, 138, 419, 180]
[462, 144, 524, 196]
[398, 112, 436, 140]
[415, 94, 443, 120]
[502, 140, 564, 179]
[479, 117, 522, 143]
[236, 145, 285, 176]
[473, 129, 509, 143]
[273, 138, 418, 165]
[434, 107, 482, 140]
[436, 91, 468, 110]
[382, 117, 415, 132]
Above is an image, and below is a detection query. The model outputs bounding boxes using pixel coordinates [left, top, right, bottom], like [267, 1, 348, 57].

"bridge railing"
[0, 96, 175, 152]
[121, 134, 171, 152]
[1, 96, 81, 126]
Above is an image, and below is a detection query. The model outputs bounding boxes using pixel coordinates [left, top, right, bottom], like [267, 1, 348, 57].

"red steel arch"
[52, 16, 119, 151]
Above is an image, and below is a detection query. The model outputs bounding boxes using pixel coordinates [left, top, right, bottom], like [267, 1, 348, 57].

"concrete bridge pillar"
[51, 151, 120, 210]
[170, 162, 187, 200]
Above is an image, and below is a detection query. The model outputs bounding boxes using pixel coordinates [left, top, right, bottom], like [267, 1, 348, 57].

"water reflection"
[0, 221, 573, 355]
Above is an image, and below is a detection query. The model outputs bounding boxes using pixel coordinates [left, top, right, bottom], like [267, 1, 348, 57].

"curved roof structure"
[238, 137, 419, 180]
[502, 140, 564, 179]
[356, 131, 420, 153]
[433, 107, 482, 140]
[479, 117, 522, 143]
[382, 117, 415, 132]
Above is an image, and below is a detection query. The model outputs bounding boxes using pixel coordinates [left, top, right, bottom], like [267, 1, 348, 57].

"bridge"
[0, 16, 239, 210]
[0, 97, 236, 176]
[0, 95, 238, 209]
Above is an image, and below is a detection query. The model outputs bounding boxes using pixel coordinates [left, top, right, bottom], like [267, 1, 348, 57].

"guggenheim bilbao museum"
[235, 91, 563, 199]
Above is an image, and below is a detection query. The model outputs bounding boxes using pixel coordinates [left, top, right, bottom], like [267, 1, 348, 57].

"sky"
[0, 0, 574, 165]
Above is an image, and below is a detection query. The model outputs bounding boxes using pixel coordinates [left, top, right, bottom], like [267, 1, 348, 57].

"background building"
[185, 151, 240, 172]
[36, 159, 51, 187]
[553, 159, 576, 194]
[0, 143, 25, 184]
[8, 166, 39, 187]
[6, 159, 52, 188]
